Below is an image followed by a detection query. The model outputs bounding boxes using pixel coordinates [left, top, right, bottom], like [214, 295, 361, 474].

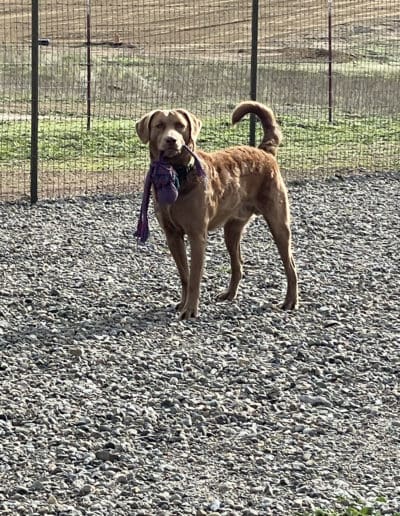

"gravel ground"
[1, 172, 399, 516]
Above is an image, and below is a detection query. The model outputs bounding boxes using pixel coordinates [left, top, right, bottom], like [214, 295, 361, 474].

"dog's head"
[136, 109, 202, 160]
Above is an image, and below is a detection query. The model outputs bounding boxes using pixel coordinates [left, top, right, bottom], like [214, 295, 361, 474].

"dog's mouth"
[160, 143, 185, 159]
[161, 147, 181, 158]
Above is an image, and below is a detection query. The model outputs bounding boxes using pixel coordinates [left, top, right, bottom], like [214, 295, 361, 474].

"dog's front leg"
[179, 231, 207, 319]
[165, 229, 189, 311]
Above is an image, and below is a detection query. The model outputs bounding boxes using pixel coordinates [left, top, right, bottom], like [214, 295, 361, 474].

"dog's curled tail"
[232, 101, 282, 156]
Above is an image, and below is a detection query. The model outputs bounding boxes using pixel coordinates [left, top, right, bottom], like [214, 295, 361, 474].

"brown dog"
[136, 101, 298, 319]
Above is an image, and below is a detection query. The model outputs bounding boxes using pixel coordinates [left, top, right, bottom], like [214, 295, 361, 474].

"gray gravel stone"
[1, 173, 399, 515]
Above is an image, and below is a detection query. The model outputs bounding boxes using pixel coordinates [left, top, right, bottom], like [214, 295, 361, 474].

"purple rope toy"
[134, 145, 206, 243]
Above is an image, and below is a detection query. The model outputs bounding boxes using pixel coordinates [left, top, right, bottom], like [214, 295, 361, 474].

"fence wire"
[0, 1, 399, 201]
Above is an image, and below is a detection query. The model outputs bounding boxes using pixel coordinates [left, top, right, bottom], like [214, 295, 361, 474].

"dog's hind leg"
[216, 217, 250, 302]
[258, 190, 299, 310]
[165, 229, 189, 311]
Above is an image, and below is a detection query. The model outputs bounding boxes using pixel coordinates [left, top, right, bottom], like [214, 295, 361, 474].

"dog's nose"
[165, 136, 177, 144]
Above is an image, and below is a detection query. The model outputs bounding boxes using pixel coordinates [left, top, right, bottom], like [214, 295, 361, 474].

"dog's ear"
[176, 109, 202, 145]
[136, 110, 160, 144]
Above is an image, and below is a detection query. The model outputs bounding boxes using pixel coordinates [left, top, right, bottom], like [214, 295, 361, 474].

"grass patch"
[200, 113, 400, 176]
[311, 505, 400, 516]
[308, 494, 400, 516]
[1, 113, 399, 185]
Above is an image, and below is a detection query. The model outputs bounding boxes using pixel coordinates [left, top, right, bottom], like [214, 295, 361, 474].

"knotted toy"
[134, 145, 206, 243]
[152, 159, 180, 205]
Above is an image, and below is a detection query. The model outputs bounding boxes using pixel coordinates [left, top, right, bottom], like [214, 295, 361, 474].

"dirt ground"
[2, 0, 398, 51]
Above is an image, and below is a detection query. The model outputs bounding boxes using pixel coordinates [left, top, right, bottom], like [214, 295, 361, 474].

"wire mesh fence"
[0, 1, 399, 201]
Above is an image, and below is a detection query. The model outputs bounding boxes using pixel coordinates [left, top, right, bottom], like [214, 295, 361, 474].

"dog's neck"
[173, 157, 196, 185]
[148, 144, 206, 188]
[150, 146, 199, 185]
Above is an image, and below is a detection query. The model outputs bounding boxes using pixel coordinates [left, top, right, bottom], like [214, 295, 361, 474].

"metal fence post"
[249, 0, 258, 147]
[86, 0, 92, 131]
[249, 0, 259, 146]
[31, 0, 39, 203]
[328, 0, 334, 123]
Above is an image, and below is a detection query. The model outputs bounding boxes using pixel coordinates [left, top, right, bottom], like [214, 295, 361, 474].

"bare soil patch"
[2, 1, 398, 52]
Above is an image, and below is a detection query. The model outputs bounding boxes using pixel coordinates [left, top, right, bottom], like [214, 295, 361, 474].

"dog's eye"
[175, 122, 185, 131]
[154, 122, 164, 129]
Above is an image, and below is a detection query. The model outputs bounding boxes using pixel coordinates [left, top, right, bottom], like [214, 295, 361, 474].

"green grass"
[308, 494, 400, 516]
[1, 113, 399, 185]
[197, 113, 400, 177]
[0, 118, 144, 174]
[311, 510, 390, 516]
[310, 505, 400, 516]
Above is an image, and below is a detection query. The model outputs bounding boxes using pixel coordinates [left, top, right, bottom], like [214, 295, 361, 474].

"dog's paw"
[281, 298, 299, 310]
[216, 290, 236, 302]
[179, 306, 198, 320]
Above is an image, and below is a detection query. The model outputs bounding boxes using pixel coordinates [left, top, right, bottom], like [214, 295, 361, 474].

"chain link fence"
[0, 1, 399, 201]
